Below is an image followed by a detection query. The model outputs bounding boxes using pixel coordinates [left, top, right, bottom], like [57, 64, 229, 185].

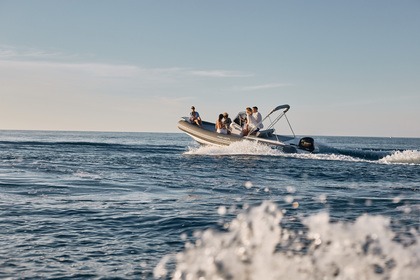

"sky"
[0, 0, 419, 137]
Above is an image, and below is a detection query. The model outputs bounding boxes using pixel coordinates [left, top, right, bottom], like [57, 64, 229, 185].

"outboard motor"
[299, 137, 315, 152]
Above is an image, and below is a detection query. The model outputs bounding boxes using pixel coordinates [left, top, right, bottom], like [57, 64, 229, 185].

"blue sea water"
[0, 130, 419, 279]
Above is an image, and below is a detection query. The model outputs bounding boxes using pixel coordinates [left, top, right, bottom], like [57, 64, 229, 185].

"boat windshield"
[233, 111, 247, 127]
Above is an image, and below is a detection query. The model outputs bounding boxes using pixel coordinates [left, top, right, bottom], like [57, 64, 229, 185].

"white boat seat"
[230, 123, 243, 136]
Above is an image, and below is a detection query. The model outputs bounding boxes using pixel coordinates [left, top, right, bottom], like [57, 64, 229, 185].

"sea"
[0, 130, 419, 280]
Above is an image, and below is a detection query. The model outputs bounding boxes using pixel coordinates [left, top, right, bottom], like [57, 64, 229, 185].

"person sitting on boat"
[222, 112, 232, 134]
[215, 114, 228, 135]
[242, 107, 259, 136]
[252, 106, 264, 129]
[189, 106, 202, 127]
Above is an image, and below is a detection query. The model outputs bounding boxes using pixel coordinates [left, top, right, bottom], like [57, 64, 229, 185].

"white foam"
[184, 141, 282, 156]
[379, 150, 420, 165]
[184, 141, 363, 163]
[73, 170, 101, 180]
[156, 201, 420, 280]
[184, 142, 420, 165]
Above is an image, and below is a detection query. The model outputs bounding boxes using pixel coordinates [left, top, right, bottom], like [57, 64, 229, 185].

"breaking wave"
[154, 201, 420, 280]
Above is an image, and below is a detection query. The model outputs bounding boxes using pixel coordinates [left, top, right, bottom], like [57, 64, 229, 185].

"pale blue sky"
[1, 0, 419, 137]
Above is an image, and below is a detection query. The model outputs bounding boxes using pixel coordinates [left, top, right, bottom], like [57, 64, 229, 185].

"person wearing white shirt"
[252, 106, 264, 129]
[243, 107, 259, 135]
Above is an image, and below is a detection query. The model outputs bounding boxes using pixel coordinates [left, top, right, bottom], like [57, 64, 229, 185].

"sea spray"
[154, 201, 419, 280]
[185, 141, 420, 165]
[379, 150, 420, 165]
[185, 141, 280, 156]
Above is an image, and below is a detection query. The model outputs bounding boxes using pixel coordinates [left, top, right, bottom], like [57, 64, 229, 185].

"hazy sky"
[1, 0, 419, 137]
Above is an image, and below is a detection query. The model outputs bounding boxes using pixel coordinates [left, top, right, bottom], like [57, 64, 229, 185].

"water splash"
[155, 201, 419, 279]
[379, 150, 420, 165]
[184, 141, 281, 156]
[184, 141, 420, 165]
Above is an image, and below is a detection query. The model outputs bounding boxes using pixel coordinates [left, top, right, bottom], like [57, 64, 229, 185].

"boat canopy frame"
[263, 104, 296, 139]
[232, 104, 296, 140]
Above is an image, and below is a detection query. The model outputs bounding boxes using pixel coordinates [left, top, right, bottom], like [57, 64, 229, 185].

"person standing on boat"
[222, 112, 232, 134]
[252, 106, 264, 129]
[189, 106, 202, 127]
[243, 107, 259, 135]
[215, 114, 228, 134]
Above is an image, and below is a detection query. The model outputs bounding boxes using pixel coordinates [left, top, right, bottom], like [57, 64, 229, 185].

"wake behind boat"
[178, 104, 316, 153]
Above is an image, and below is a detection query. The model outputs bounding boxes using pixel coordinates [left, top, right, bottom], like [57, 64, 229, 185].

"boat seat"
[230, 123, 243, 136]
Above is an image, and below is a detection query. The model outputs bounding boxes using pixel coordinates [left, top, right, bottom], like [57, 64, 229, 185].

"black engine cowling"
[298, 137, 315, 152]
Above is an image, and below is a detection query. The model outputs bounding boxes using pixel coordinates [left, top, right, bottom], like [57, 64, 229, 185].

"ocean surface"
[0, 130, 419, 279]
